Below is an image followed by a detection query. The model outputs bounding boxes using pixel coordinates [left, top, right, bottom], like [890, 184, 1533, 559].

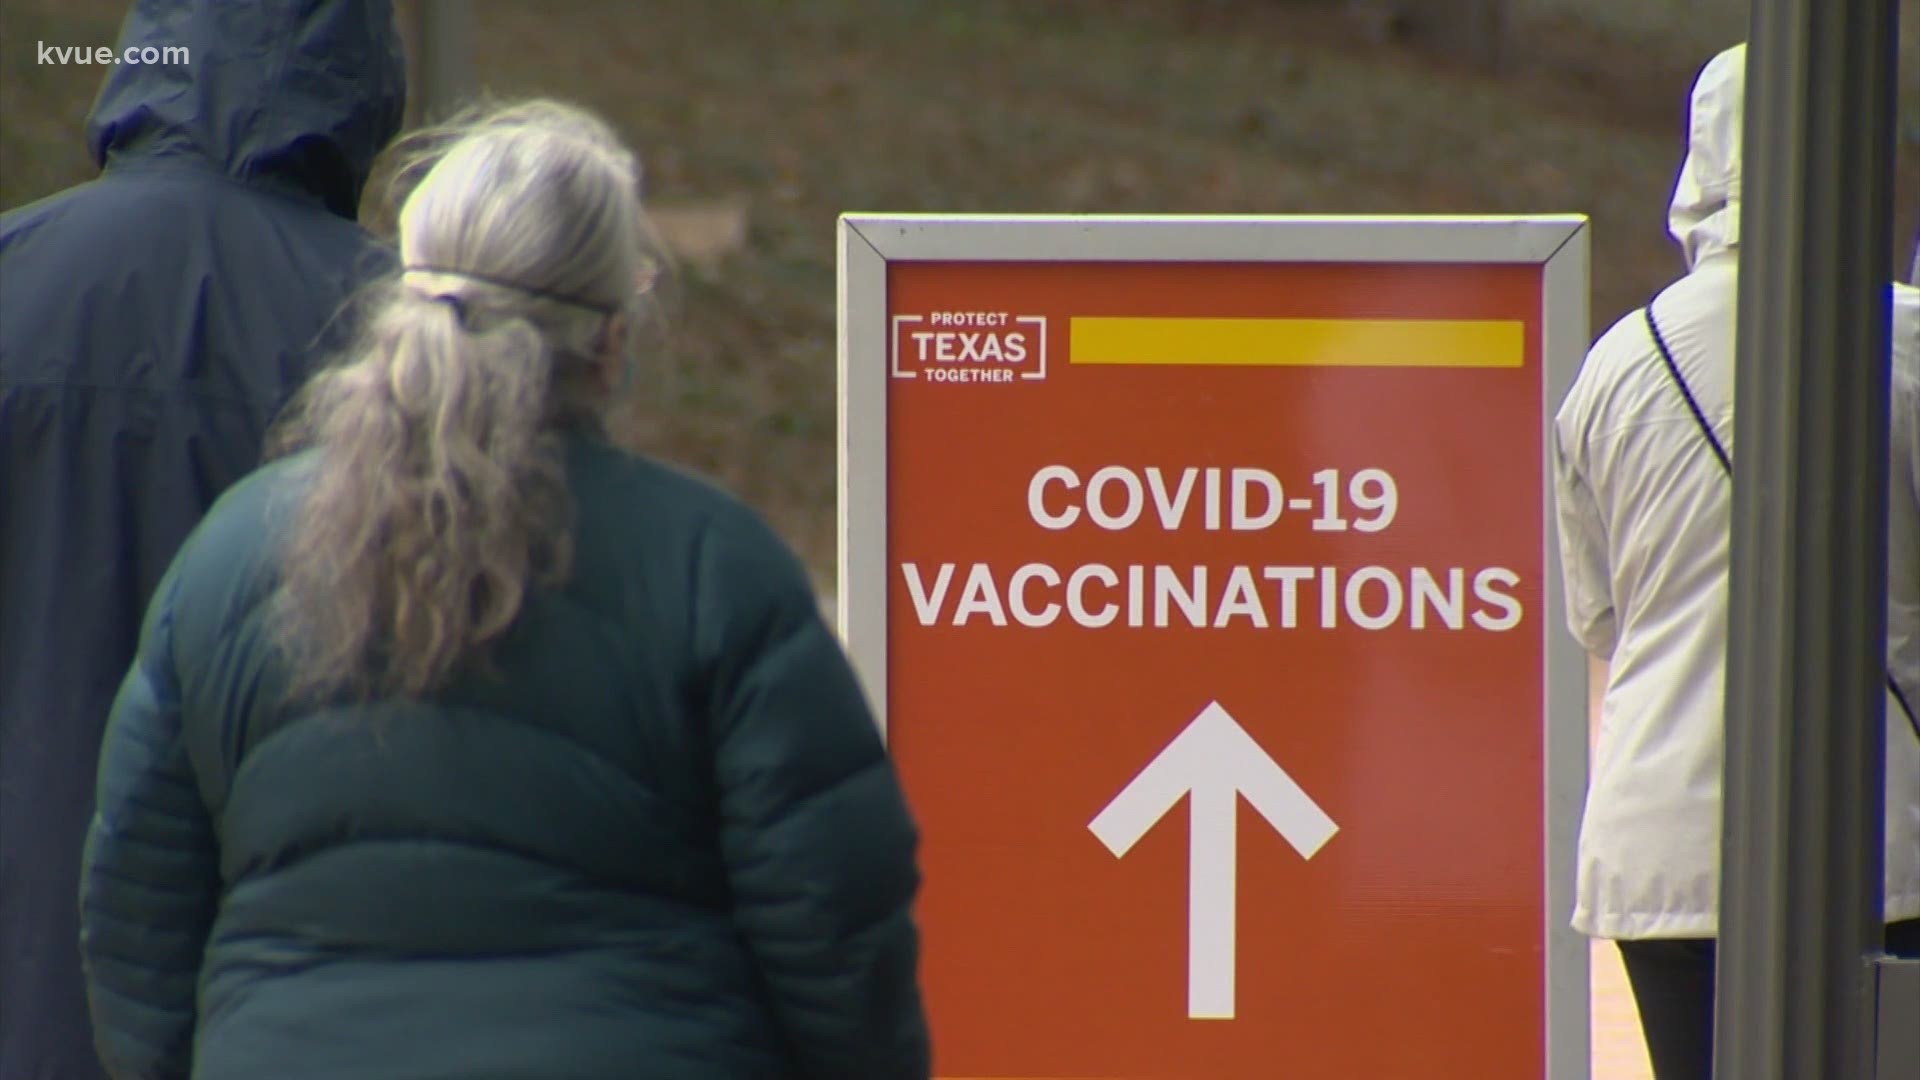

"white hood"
[1668, 44, 1745, 270]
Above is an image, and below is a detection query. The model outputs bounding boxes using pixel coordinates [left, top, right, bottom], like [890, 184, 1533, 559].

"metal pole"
[1716, 0, 1901, 1077]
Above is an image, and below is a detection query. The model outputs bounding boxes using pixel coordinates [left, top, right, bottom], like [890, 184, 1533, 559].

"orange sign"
[839, 217, 1590, 1079]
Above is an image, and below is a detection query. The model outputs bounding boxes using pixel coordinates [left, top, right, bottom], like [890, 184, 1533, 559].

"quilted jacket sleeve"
[693, 512, 931, 1079]
[78, 566, 220, 1080]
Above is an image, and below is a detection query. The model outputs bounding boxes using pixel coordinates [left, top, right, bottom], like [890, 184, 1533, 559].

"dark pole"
[1715, 0, 1901, 1077]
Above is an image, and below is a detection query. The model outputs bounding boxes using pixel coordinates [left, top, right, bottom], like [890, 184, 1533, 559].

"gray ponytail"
[269, 99, 653, 701]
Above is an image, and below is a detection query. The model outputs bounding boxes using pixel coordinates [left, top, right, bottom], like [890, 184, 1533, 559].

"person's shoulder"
[171, 455, 314, 583]
[4, 169, 387, 305]
[571, 436, 742, 516]
[1586, 304, 1655, 366]
[0, 180, 96, 246]
[1566, 269, 1735, 402]
[4, 170, 205, 246]
[0, 177, 141, 271]
[571, 437, 820, 623]
[567, 436, 799, 565]
[140, 455, 317, 656]
[1559, 302, 1655, 424]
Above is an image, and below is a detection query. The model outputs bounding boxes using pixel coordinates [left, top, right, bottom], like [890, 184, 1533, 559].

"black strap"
[403, 264, 619, 316]
[1644, 303, 1920, 738]
[427, 292, 470, 327]
[1644, 308, 1732, 474]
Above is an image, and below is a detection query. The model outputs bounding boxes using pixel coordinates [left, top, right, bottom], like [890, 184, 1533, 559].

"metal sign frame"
[837, 213, 1591, 1078]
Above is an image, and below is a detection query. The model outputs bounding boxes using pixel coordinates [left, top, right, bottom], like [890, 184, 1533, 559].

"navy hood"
[84, 0, 408, 220]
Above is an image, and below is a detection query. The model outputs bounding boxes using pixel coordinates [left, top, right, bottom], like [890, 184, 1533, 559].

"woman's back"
[87, 435, 927, 1079]
[77, 100, 929, 1080]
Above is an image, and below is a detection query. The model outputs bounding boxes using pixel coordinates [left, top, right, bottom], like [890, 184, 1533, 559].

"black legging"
[1617, 917, 1920, 1079]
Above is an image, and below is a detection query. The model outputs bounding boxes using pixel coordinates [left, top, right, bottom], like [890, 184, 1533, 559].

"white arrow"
[1088, 700, 1338, 1021]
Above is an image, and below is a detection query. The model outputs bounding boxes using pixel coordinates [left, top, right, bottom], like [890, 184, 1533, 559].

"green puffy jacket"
[78, 433, 931, 1079]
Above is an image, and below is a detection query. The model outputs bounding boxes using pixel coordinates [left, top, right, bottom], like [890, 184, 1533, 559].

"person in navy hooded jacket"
[0, 3, 406, 1076]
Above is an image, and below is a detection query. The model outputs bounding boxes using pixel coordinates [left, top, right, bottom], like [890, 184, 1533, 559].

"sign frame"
[837, 213, 1591, 1078]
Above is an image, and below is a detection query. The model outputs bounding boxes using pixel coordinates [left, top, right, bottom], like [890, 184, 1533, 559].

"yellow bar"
[1068, 317, 1523, 368]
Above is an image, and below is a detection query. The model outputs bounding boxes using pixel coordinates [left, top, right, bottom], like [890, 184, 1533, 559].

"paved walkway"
[1582, 667, 1654, 1079]
[1592, 939, 1653, 1078]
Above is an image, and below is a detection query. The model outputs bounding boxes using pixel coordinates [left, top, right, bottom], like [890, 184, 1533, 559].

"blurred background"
[6, 0, 1917, 580]
[4, 4, 1919, 1075]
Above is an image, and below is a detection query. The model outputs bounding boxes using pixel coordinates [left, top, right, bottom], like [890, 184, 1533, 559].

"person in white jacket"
[1552, 42, 1920, 1080]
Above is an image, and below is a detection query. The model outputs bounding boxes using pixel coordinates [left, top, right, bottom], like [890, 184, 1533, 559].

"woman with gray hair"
[76, 99, 931, 1079]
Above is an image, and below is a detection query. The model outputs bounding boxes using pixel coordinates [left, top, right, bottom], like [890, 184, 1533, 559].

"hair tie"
[404, 264, 617, 316]
[430, 292, 469, 326]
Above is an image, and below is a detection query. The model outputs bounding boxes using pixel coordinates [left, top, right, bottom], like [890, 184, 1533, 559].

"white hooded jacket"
[1553, 43, 1920, 940]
